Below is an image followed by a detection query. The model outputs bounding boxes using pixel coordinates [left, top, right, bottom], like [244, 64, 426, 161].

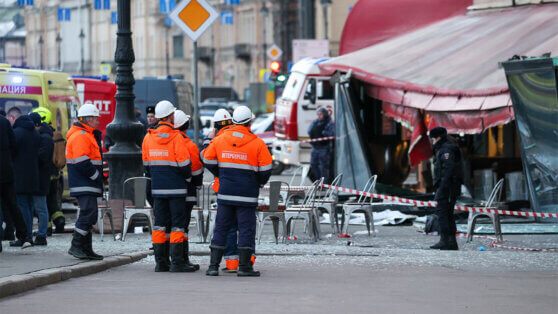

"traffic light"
[270, 61, 281, 73]
[276, 74, 287, 82]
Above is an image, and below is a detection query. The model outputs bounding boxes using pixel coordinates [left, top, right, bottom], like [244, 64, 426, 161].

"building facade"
[22, 0, 354, 98]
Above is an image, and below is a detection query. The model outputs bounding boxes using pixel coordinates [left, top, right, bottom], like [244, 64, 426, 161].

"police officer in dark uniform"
[429, 127, 462, 250]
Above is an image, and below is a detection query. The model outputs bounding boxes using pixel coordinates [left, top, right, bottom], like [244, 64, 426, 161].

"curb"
[0, 250, 151, 299]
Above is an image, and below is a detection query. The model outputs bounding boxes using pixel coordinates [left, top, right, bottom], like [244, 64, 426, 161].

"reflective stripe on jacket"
[202, 125, 272, 207]
[66, 122, 103, 197]
[179, 132, 203, 205]
[201, 125, 233, 194]
[142, 122, 192, 198]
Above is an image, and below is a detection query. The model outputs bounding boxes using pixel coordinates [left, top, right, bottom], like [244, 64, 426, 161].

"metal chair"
[187, 182, 217, 243]
[340, 175, 378, 237]
[285, 179, 324, 241]
[121, 177, 154, 241]
[283, 165, 311, 204]
[315, 173, 343, 234]
[97, 197, 115, 241]
[466, 178, 504, 242]
[202, 182, 218, 243]
[257, 181, 288, 244]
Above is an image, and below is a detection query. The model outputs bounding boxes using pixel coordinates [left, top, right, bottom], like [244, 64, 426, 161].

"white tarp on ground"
[321, 210, 417, 226]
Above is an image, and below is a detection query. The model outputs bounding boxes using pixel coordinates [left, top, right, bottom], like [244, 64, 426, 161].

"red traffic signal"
[270, 61, 281, 73]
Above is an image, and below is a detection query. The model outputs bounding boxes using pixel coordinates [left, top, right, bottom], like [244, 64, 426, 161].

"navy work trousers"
[153, 197, 186, 231]
[310, 147, 331, 183]
[75, 195, 98, 235]
[184, 204, 194, 235]
[211, 204, 256, 250]
[224, 224, 239, 258]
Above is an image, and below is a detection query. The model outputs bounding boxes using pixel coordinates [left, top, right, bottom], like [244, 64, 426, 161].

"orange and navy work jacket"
[178, 131, 203, 205]
[66, 122, 103, 197]
[142, 122, 192, 198]
[202, 125, 272, 207]
[202, 125, 233, 193]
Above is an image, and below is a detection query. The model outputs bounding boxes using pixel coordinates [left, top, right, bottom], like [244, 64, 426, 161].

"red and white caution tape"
[321, 184, 558, 218]
[299, 136, 335, 144]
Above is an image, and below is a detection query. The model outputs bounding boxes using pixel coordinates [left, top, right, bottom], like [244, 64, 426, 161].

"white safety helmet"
[232, 106, 252, 125]
[174, 110, 190, 129]
[77, 103, 100, 118]
[155, 100, 176, 119]
[213, 109, 232, 123]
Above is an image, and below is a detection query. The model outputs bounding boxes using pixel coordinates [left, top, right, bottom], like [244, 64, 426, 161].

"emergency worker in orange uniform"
[202, 109, 243, 272]
[66, 104, 104, 260]
[174, 110, 203, 271]
[203, 106, 272, 277]
[142, 101, 193, 272]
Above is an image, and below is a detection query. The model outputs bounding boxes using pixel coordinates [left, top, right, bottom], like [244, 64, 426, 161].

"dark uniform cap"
[429, 126, 447, 139]
[146, 106, 155, 115]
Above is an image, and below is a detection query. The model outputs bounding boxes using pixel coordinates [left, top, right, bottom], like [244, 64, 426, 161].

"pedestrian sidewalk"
[0, 232, 153, 278]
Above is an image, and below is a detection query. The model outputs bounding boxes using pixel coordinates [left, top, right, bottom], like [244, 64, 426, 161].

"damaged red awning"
[339, 0, 471, 55]
[321, 4, 558, 165]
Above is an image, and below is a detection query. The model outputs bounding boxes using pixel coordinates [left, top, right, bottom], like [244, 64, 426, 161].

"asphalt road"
[1, 254, 556, 314]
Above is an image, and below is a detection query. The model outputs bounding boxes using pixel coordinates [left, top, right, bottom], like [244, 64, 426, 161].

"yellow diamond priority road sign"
[169, 0, 218, 42]
[267, 44, 283, 61]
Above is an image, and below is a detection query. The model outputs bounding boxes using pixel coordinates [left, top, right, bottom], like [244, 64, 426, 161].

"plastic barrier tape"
[321, 184, 558, 218]
[299, 136, 335, 144]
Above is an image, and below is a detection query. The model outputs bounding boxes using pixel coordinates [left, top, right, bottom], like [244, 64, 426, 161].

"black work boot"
[206, 246, 225, 276]
[184, 240, 200, 271]
[237, 248, 260, 277]
[68, 231, 89, 259]
[47, 222, 53, 237]
[429, 234, 448, 250]
[153, 242, 170, 272]
[53, 215, 66, 233]
[34, 236, 48, 246]
[442, 234, 459, 251]
[84, 232, 104, 260]
[170, 242, 196, 272]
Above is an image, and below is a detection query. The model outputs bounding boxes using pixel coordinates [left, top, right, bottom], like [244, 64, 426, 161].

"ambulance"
[0, 65, 79, 132]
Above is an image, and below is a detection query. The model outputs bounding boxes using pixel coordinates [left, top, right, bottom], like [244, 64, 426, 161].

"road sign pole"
[169, 0, 218, 148]
[193, 40, 200, 147]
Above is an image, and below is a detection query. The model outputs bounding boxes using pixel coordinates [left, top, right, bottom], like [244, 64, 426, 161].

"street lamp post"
[104, 0, 144, 200]
[38, 36, 44, 69]
[321, 0, 331, 40]
[56, 33, 62, 70]
[165, 24, 170, 76]
[260, 2, 269, 67]
[79, 29, 85, 75]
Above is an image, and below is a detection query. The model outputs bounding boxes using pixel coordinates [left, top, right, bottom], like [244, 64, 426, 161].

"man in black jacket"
[0, 113, 32, 251]
[429, 127, 462, 250]
[29, 112, 54, 245]
[3, 108, 34, 248]
[7, 107, 46, 247]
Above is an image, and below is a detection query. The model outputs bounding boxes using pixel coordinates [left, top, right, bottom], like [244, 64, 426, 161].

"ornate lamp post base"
[105, 0, 144, 200]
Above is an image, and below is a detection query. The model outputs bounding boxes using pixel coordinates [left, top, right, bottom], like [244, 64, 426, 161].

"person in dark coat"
[429, 126, 463, 250]
[307, 108, 335, 183]
[29, 112, 54, 245]
[0, 113, 31, 251]
[8, 108, 47, 247]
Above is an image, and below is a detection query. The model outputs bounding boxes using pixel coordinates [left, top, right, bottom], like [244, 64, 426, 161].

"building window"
[173, 35, 183, 58]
